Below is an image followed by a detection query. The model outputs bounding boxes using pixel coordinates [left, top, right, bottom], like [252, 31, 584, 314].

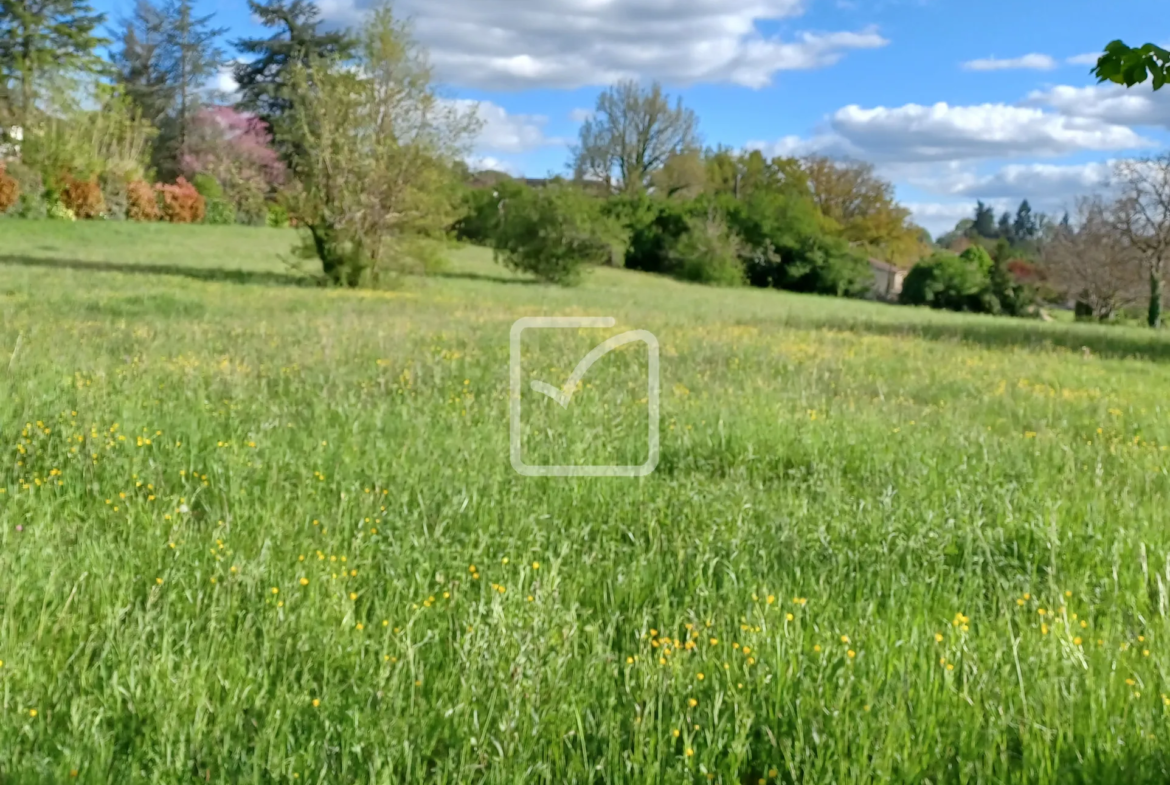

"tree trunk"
[1149, 264, 1163, 329]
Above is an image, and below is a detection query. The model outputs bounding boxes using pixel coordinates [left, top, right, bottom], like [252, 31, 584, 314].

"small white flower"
[179, 504, 190, 514]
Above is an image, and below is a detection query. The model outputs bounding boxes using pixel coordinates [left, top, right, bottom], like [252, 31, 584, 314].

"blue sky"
[93, 0, 1170, 236]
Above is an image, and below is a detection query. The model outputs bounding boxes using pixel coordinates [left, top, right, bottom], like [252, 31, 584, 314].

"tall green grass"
[2, 223, 1170, 782]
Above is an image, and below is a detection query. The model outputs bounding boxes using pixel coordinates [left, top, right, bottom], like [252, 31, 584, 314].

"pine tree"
[0, 0, 108, 126]
[159, 0, 226, 169]
[997, 210, 1013, 241]
[972, 200, 997, 238]
[232, 0, 356, 136]
[111, 0, 175, 130]
[1013, 199, 1037, 240]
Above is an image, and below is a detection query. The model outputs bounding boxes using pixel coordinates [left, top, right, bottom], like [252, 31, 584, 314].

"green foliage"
[452, 178, 527, 244]
[265, 202, 290, 228]
[1094, 40, 1170, 91]
[277, 4, 478, 286]
[601, 192, 693, 274]
[203, 198, 236, 225]
[665, 211, 746, 286]
[232, 0, 358, 155]
[492, 184, 628, 285]
[191, 172, 224, 201]
[901, 247, 1000, 312]
[722, 189, 873, 297]
[0, 0, 109, 126]
[46, 201, 76, 221]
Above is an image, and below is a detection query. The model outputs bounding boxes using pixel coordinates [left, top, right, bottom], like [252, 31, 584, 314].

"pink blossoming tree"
[181, 106, 286, 224]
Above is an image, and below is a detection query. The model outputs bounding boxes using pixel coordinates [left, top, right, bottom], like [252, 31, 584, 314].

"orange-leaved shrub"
[156, 177, 205, 223]
[127, 180, 160, 221]
[60, 175, 106, 219]
[0, 165, 18, 214]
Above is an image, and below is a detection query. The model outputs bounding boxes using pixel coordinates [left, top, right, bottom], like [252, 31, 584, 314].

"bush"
[722, 190, 873, 297]
[452, 179, 527, 244]
[191, 173, 224, 201]
[665, 212, 746, 286]
[603, 193, 692, 274]
[100, 174, 128, 221]
[127, 180, 160, 221]
[492, 184, 628, 285]
[60, 175, 106, 219]
[204, 199, 237, 225]
[156, 177, 205, 224]
[0, 165, 18, 214]
[47, 202, 77, 221]
[901, 248, 994, 311]
[3, 162, 45, 218]
[266, 203, 290, 229]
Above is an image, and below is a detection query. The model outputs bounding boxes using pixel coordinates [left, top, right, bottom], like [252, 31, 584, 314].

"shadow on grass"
[0, 254, 324, 288]
[433, 270, 542, 286]
[774, 308, 1170, 365]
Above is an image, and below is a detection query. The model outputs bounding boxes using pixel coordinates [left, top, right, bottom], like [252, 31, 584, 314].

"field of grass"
[3, 221, 1170, 782]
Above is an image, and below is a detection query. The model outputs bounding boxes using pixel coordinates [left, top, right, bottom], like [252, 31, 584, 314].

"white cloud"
[1066, 52, 1103, 66]
[828, 102, 1156, 162]
[903, 202, 986, 236]
[569, 108, 594, 123]
[959, 162, 1113, 198]
[450, 99, 566, 153]
[318, 0, 889, 90]
[961, 53, 1057, 72]
[1024, 84, 1170, 130]
[915, 161, 1114, 200]
[744, 133, 858, 158]
[466, 155, 523, 175]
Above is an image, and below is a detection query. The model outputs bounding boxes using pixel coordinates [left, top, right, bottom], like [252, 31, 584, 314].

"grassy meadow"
[4, 221, 1170, 782]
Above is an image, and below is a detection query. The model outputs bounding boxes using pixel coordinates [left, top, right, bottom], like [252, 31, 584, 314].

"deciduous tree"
[1043, 196, 1145, 321]
[1111, 155, 1170, 327]
[278, 3, 480, 285]
[571, 80, 700, 195]
[800, 154, 923, 264]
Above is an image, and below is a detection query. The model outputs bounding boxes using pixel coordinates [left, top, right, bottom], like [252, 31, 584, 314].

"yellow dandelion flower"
[688, 698, 698, 707]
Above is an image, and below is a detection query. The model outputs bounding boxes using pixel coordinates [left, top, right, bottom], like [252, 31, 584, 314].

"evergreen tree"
[159, 0, 227, 172]
[1013, 199, 1037, 240]
[0, 0, 107, 126]
[111, 0, 174, 130]
[997, 210, 1013, 241]
[232, 0, 356, 136]
[111, 0, 225, 178]
[972, 200, 996, 238]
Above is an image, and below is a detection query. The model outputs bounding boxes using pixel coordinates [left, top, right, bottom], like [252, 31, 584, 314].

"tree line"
[1, 2, 1167, 318]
